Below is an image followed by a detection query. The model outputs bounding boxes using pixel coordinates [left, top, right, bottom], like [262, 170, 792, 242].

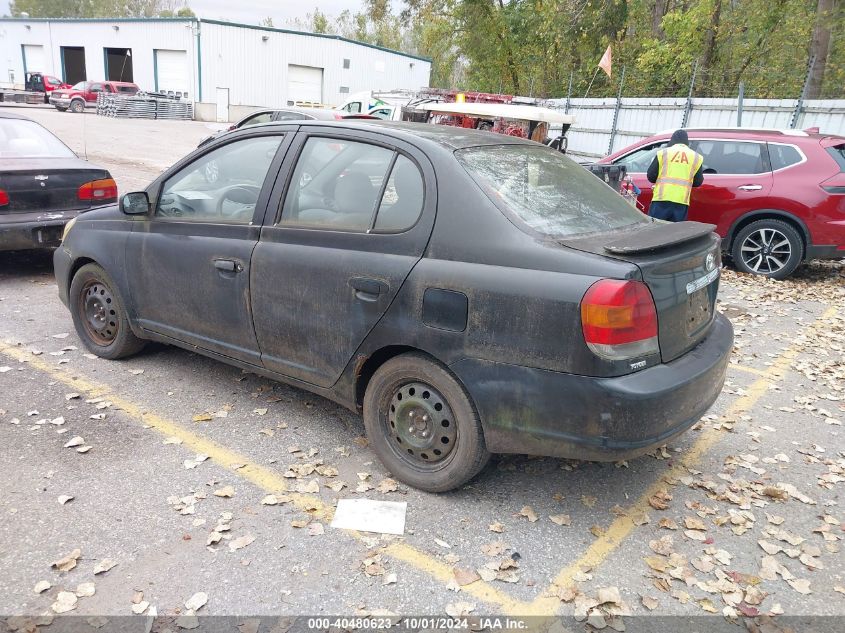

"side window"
[690, 140, 765, 174]
[370, 108, 391, 120]
[275, 110, 310, 122]
[156, 136, 283, 224]
[769, 144, 803, 171]
[241, 112, 273, 127]
[614, 142, 666, 173]
[280, 137, 394, 231]
[90, 83, 104, 93]
[374, 155, 424, 231]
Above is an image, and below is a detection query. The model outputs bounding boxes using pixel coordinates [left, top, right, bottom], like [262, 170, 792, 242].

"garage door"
[23, 44, 46, 74]
[155, 49, 189, 97]
[287, 65, 323, 104]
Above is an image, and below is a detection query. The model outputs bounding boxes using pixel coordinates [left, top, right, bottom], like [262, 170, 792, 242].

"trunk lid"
[564, 221, 722, 363]
[1, 160, 108, 215]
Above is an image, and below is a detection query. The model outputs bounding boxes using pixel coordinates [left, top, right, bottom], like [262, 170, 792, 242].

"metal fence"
[549, 97, 845, 161]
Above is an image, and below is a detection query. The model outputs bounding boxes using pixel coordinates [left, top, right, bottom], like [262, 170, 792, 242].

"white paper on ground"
[330, 498, 407, 535]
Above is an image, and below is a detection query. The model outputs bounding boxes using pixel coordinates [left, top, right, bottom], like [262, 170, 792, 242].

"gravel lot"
[1, 106, 844, 630]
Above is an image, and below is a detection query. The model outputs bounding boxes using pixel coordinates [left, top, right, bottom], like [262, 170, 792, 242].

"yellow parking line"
[0, 341, 528, 612]
[728, 363, 768, 377]
[521, 306, 838, 616]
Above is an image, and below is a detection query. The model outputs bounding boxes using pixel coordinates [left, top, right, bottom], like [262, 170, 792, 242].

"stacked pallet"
[96, 92, 194, 120]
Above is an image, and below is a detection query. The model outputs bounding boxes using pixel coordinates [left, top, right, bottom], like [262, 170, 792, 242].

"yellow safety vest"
[653, 144, 704, 205]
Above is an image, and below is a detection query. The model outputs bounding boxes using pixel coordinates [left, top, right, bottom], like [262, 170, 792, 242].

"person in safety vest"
[646, 129, 704, 222]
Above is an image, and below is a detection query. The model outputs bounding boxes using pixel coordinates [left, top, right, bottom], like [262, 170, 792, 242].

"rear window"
[456, 144, 647, 239]
[768, 144, 803, 171]
[827, 145, 845, 172]
[0, 119, 75, 158]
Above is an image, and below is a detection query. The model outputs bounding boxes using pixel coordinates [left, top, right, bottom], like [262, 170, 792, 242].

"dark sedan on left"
[0, 110, 117, 251]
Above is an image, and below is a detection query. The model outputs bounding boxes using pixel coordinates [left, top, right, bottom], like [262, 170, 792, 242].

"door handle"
[737, 184, 763, 191]
[349, 277, 388, 301]
[213, 258, 242, 272]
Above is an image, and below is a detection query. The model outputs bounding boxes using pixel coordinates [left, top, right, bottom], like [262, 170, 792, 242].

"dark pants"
[648, 200, 689, 222]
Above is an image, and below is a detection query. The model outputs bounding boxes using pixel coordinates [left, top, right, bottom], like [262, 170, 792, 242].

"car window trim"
[766, 141, 808, 173]
[367, 151, 399, 232]
[150, 131, 292, 227]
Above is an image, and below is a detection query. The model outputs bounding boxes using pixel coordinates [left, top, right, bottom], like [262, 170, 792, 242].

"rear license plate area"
[34, 225, 64, 245]
[686, 284, 715, 336]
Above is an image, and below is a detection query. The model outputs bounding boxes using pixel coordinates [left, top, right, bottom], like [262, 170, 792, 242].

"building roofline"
[0, 16, 433, 64]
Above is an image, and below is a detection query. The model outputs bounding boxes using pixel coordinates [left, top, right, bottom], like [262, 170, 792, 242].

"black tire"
[69, 263, 146, 360]
[69, 99, 85, 114]
[730, 218, 804, 280]
[363, 353, 489, 492]
[55, 106, 67, 112]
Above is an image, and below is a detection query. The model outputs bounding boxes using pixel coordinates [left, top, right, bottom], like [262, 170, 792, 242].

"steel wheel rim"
[79, 280, 118, 346]
[740, 228, 791, 274]
[385, 381, 458, 467]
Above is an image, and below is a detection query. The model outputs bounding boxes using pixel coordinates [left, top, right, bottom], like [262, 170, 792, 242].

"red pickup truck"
[50, 81, 139, 113]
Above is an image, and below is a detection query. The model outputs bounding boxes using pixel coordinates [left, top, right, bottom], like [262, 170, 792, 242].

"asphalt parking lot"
[1, 107, 844, 630]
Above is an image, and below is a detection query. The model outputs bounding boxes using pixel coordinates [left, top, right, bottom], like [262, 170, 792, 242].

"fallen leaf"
[253, 408, 268, 415]
[648, 490, 672, 510]
[192, 413, 213, 422]
[57, 495, 74, 505]
[658, 518, 679, 530]
[52, 548, 81, 572]
[229, 534, 256, 552]
[63, 436, 84, 448]
[33, 580, 51, 594]
[454, 568, 480, 586]
[76, 445, 92, 454]
[308, 523, 325, 536]
[131, 601, 149, 615]
[519, 506, 538, 522]
[52, 591, 78, 613]
[184, 592, 208, 612]
[93, 559, 117, 575]
[481, 541, 507, 557]
[684, 516, 707, 531]
[376, 478, 399, 493]
[128, 369, 144, 375]
[549, 514, 571, 526]
[214, 486, 235, 498]
[787, 579, 812, 595]
[382, 572, 398, 586]
[641, 595, 659, 610]
[445, 602, 475, 617]
[489, 522, 505, 533]
[75, 582, 95, 597]
[581, 495, 597, 508]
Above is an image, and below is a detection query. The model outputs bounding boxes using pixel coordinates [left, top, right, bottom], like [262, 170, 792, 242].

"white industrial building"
[0, 17, 431, 121]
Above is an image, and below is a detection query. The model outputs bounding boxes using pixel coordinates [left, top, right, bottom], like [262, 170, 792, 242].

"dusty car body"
[54, 121, 733, 491]
[0, 111, 117, 251]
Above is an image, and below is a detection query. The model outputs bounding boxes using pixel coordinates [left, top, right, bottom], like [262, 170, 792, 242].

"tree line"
[9, 0, 842, 99]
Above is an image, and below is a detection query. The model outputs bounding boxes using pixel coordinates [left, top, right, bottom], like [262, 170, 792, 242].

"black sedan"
[54, 121, 733, 492]
[0, 110, 117, 251]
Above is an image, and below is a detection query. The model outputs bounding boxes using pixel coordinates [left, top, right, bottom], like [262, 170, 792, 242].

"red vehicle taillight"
[581, 279, 659, 361]
[0, 189, 8, 206]
[78, 178, 118, 201]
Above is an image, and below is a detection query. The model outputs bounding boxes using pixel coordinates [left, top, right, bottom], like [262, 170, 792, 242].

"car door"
[126, 132, 291, 365]
[687, 139, 773, 230]
[250, 129, 436, 388]
[86, 83, 105, 103]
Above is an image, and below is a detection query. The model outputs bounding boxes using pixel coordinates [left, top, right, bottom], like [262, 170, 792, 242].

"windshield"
[0, 119, 76, 158]
[71, 82, 87, 90]
[457, 144, 647, 238]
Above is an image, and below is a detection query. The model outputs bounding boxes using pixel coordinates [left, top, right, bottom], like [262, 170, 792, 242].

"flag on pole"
[598, 45, 612, 78]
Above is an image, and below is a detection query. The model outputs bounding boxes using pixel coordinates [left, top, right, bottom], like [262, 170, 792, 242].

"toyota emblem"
[705, 253, 715, 271]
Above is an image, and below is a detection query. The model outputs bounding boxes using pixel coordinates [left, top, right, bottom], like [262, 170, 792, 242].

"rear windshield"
[457, 144, 647, 238]
[827, 144, 845, 172]
[0, 119, 75, 158]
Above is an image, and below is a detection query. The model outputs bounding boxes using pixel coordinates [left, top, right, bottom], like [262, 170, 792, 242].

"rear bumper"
[0, 211, 79, 252]
[450, 313, 733, 461]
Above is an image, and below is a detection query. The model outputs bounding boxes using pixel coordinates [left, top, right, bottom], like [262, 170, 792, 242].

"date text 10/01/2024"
[305, 618, 529, 630]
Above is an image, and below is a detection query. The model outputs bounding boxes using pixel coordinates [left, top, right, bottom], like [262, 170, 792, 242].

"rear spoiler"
[603, 221, 717, 255]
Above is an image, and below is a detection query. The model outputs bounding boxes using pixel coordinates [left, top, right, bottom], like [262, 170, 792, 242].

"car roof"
[305, 120, 535, 149]
[655, 126, 844, 141]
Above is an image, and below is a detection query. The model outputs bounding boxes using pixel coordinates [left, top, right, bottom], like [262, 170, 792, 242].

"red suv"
[50, 81, 139, 114]
[600, 128, 845, 278]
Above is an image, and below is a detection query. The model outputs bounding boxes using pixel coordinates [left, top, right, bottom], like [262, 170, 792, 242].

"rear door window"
[689, 140, 767, 174]
[280, 137, 394, 231]
[241, 112, 273, 127]
[768, 143, 803, 171]
[826, 144, 845, 171]
[374, 155, 424, 231]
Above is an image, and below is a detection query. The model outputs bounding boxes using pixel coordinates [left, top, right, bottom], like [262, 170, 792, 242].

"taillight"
[581, 279, 659, 361]
[0, 189, 8, 206]
[78, 178, 117, 201]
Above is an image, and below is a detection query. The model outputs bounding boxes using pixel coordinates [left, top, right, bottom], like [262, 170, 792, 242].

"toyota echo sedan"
[55, 121, 734, 492]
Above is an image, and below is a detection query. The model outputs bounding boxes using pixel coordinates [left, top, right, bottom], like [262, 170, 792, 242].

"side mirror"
[120, 191, 150, 215]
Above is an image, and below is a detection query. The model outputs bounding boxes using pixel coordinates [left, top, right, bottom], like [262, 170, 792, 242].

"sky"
[2, 2, 369, 27]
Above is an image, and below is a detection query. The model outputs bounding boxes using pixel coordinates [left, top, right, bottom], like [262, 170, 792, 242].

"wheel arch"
[726, 210, 811, 259]
[354, 345, 423, 410]
[68, 256, 98, 289]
